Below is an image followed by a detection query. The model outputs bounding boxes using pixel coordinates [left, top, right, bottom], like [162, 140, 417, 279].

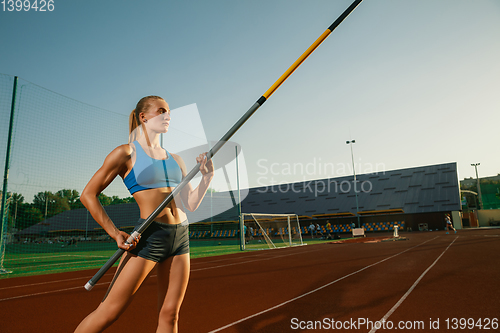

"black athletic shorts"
[129, 219, 189, 263]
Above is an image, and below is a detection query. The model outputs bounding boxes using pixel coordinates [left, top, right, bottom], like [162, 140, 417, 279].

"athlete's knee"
[96, 302, 126, 326]
[158, 304, 180, 327]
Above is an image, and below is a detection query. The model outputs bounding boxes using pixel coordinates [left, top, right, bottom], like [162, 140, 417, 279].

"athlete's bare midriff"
[133, 187, 187, 224]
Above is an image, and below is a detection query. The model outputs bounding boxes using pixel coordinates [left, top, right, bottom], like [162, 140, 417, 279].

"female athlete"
[74, 96, 213, 332]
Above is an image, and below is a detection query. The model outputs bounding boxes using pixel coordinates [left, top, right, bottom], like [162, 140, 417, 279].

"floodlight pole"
[85, 0, 364, 290]
[471, 163, 483, 210]
[236, 146, 243, 250]
[346, 140, 361, 228]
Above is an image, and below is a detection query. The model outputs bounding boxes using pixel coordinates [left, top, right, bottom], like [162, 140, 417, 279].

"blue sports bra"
[123, 141, 183, 195]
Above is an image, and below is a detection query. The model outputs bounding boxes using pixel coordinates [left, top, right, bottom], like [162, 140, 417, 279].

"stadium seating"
[188, 221, 406, 240]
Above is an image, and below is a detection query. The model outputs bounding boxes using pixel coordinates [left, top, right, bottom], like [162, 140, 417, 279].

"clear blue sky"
[1, 0, 499, 192]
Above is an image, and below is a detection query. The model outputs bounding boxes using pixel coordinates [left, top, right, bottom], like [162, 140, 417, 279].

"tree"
[56, 189, 83, 209]
[15, 204, 43, 230]
[7, 192, 24, 228]
[110, 196, 125, 205]
[98, 193, 112, 206]
[33, 191, 70, 219]
[1, 188, 136, 231]
[123, 196, 136, 203]
[97, 193, 135, 206]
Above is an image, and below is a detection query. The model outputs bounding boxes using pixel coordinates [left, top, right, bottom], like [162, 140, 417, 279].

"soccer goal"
[240, 213, 304, 250]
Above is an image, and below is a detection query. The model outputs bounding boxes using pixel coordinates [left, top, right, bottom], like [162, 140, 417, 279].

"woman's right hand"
[114, 231, 140, 251]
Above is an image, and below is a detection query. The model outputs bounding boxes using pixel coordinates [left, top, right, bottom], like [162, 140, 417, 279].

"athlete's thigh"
[102, 253, 157, 307]
[157, 253, 190, 312]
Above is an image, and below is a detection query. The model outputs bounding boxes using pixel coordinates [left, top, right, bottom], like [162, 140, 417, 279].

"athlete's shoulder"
[113, 144, 134, 157]
[103, 144, 133, 165]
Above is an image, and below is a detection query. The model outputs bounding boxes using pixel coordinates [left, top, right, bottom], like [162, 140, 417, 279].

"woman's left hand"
[197, 152, 214, 176]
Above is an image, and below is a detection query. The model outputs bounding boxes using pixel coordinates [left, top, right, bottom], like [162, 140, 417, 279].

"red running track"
[0, 229, 499, 332]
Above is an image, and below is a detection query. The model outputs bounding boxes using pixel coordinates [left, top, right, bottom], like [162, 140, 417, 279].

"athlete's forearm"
[184, 172, 214, 211]
[80, 194, 120, 239]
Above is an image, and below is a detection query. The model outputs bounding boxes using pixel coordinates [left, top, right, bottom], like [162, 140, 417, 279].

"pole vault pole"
[85, 0, 363, 290]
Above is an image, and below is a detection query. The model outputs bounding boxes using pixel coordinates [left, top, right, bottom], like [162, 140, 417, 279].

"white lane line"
[1, 251, 273, 291]
[0, 274, 115, 291]
[5, 254, 108, 262]
[0, 280, 113, 302]
[207, 237, 438, 333]
[369, 236, 458, 333]
[0, 246, 322, 300]
[190, 251, 275, 265]
[8, 259, 109, 270]
[192, 247, 324, 272]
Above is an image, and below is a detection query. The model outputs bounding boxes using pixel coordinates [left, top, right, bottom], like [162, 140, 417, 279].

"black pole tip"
[257, 96, 267, 105]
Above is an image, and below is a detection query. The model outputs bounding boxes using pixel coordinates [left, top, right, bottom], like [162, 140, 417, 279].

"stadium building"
[16, 162, 462, 240]
[201, 161, 462, 233]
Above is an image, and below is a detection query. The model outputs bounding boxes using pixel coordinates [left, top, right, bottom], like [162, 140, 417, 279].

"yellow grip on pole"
[262, 29, 332, 99]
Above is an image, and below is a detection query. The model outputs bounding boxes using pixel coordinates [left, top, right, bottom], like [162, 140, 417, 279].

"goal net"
[241, 213, 304, 250]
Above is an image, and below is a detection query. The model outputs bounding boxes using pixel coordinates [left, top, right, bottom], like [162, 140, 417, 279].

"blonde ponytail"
[129, 109, 140, 143]
[128, 96, 164, 144]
